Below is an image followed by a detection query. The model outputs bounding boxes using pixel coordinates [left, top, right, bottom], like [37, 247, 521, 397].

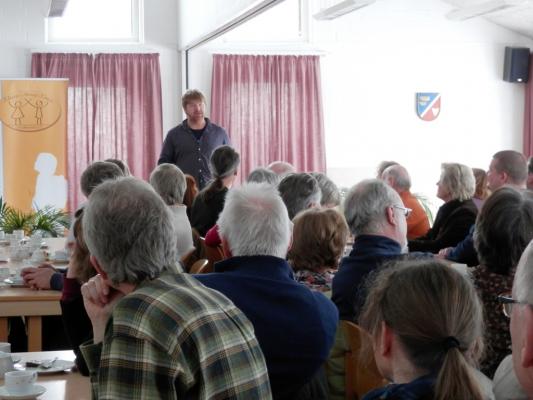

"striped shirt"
[80, 273, 272, 399]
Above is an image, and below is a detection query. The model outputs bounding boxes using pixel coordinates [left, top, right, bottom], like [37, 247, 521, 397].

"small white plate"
[0, 385, 46, 399]
[11, 355, 21, 364]
[24, 359, 75, 374]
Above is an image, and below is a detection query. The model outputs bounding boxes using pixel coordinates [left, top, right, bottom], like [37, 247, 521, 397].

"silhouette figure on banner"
[9, 100, 25, 125]
[32, 153, 67, 211]
[26, 98, 49, 125]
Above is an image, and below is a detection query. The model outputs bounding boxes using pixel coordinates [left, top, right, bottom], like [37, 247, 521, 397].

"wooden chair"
[342, 321, 387, 400]
[180, 248, 197, 272]
[189, 259, 209, 274]
[325, 321, 387, 400]
[198, 237, 225, 273]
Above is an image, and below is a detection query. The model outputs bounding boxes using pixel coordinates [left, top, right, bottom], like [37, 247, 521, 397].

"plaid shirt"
[80, 273, 272, 399]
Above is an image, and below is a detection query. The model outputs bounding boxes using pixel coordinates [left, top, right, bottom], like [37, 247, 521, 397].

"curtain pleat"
[31, 53, 163, 210]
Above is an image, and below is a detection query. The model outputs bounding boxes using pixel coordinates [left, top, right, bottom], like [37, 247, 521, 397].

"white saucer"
[24, 359, 75, 374]
[0, 385, 46, 399]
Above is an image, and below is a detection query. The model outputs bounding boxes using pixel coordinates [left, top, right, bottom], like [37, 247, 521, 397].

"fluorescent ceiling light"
[47, 0, 69, 17]
[446, 0, 527, 21]
[313, 0, 376, 20]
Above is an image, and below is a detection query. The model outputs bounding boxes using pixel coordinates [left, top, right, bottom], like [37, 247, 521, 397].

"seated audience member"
[247, 167, 279, 186]
[409, 163, 477, 253]
[472, 167, 489, 210]
[439, 151, 528, 266]
[331, 179, 408, 322]
[22, 161, 124, 291]
[104, 158, 131, 176]
[310, 172, 341, 208]
[79, 178, 271, 399]
[183, 174, 198, 220]
[267, 160, 295, 177]
[471, 187, 533, 378]
[278, 173, 321, 219]
[288, 208, 349, 293]
[195, 183, 338, 399]
[381, 164, 430, 240]
[360, 259, 486, 400]
[506, 240, 533, 398]
[149, 163, 194, 259]
[376, 160, 399, 179]
[60, 209, 94, 376]
[206, 166, 280, 247]
[191, 145, 240, 236]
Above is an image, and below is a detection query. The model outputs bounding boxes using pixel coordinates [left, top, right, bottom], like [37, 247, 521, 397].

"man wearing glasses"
[500, 241, 533, 396]
[331, 179, 409, 322]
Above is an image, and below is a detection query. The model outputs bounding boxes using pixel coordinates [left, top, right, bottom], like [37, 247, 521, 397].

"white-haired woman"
[149, 163, 194, 259]
[409, 163, 477, 253]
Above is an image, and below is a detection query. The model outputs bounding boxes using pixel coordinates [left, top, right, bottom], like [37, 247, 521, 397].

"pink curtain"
[31, 53, 163, 210]
[210, 54, 326, 182]
[524, 54, 533, 156]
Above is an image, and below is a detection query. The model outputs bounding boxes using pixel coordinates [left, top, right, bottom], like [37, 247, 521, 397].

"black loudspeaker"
[503, 47, 530, 83]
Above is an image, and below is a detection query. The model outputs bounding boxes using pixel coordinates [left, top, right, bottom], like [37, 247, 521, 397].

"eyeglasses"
[497, 294, 529, 318]
[392, 205, 412, 218]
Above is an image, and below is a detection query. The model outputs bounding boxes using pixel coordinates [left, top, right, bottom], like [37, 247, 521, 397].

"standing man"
[158, 89, 230, 189]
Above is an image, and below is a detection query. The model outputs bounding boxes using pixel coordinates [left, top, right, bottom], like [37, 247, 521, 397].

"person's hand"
[436, 247, 452, 259]
[21, 263, 56, 289]
[81, 275, 124, 343]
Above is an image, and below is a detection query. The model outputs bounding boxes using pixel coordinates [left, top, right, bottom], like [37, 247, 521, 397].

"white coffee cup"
[0, 342, 10, 353]
[4, 370, 37, 394]
[0, 352, 14, 378]
[13, 230, 25, 240]
[0, 267, 9, 280]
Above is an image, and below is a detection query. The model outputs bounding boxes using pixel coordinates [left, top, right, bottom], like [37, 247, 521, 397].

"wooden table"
[0, 287, 61, 351]
[2, 350, 90, 400]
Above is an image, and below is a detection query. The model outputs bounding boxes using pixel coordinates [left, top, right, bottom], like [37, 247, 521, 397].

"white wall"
[314, 0, 533, 208]
[186, 0, 533, 210]
[0, 0, 181, 136]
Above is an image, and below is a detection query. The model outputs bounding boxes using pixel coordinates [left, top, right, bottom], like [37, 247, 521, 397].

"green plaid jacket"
[80, 273, 272, 399]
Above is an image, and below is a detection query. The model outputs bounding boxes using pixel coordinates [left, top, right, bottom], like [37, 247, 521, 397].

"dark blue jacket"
[158, 118, 230, 189]
[332, 235, 403, 321]
[446, 224, 478, 266]
[195, 255, 338, 400]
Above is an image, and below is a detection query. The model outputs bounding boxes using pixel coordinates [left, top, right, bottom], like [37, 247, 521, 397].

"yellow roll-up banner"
[0, 79, 68, 213]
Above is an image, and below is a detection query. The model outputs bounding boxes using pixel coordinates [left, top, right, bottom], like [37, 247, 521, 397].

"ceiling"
[442, 0, 533, 39]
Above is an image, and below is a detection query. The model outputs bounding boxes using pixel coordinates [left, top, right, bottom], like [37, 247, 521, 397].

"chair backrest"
[205, 242, 224, 271]
[342, 321, 387, 400]
[189, 259, 209, 274]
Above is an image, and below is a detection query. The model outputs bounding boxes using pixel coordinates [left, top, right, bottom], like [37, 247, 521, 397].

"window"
[46, 0, 143, 43]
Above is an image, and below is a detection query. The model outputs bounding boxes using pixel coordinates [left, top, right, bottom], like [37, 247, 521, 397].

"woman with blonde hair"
[359, 259, 485, 400]
[409, 163, 477, 253]
[288, 208, 349, 293]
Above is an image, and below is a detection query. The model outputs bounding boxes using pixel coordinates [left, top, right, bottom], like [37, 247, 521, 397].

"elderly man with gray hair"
[79, 178, 272, 399]
[331, 179, 408, 322]
[381, 164, 430, 239]
[195, 183, 338, 399]
[149, 163, 194, 259]
[278, 173, 322, 219]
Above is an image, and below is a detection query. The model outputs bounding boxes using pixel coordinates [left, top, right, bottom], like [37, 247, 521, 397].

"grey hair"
[344, 179, 401, 236]
[82, 177, 177, 285]
[210, 145, 240, 179]
[278, 173, 322, 219]
[382, 164, 412, 191]
[267, 161, 296, 176]
[218, 183, 291, 258]
[80, 161, 124, 197]
[514, 240, 533, 304]
[247, 167, 279, 186]
[440, 163, 476, 202]
[310, 172, 341, 207]
[104, 158, 131, 176]
[149, 163, 187, 205]
[493, 150, 527, 185]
